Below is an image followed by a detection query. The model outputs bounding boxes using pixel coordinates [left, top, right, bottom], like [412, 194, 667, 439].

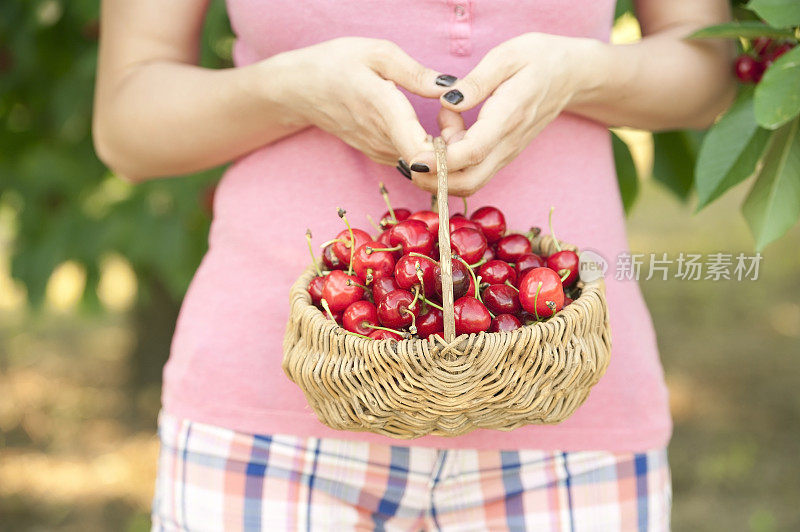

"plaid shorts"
[152, 412, 671, 531]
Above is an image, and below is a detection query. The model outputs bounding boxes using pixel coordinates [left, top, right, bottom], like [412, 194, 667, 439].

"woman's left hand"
[409, 33, 601, 197]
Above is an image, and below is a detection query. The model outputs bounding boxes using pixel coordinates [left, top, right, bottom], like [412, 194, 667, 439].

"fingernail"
[410, 163, 430, 173]
[396, 165, 412, 180]
[435, 74, 457, 87]
[443, 89, 464, 105]
[398, 158, 411, 172]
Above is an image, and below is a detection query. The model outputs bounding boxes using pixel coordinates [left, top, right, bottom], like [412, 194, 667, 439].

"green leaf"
[695, 88, 772, 210]
[742, 118, 800, 250]
[687, 21, 794, 39]
[652, 131, 703, 200]
[611, 131, 639, 215]
[747, 0, 800, 27]
[754, 46, 800, 129]
[614, 0, 634, 20]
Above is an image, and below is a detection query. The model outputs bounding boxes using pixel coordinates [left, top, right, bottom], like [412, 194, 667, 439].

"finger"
[439, 46, 522, 112]
[369, 41, 456, 98]
[408, 146, 504, 197]
[404, 108, 466, 174]
[379, 86, 433, 165]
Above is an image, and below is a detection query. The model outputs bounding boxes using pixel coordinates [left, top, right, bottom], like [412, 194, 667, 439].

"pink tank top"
[162, 0, 672, 451]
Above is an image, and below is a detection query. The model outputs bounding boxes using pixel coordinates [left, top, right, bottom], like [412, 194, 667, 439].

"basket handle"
[433, 137, 457, 343]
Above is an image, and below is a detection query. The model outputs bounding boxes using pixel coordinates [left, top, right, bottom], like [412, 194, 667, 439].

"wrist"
[561, 37, 614, 111]
[252, 51, 312, 130]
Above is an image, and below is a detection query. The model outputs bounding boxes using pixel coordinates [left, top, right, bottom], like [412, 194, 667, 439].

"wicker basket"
[282, 138, 612, 439]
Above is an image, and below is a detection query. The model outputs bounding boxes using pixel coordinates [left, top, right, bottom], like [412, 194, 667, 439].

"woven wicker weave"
[281, 138, 612, 439]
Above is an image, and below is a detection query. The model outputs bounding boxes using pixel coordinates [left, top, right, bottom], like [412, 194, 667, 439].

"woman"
[93, 0, 734, 530]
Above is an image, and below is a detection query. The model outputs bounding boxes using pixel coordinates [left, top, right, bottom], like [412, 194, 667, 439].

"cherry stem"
[338, 207, 356, 276]
[546, 301, 557, 315]
[319, 238, 344, 248]
[409, 285, 421, 311]
[487, 308, 496, 319]
[469, 257, 488, 269]
[379, 182, 397, 222]
[305, 229, 322, 276]
[365, 268, 374, 285]
[475, 275, 483, 301]
[456, 255, 480, 300]
[320, 299, 337, 322]
[415, 262, 427, 296]
[559, 269, 570, 283]
[364, 323, 408, 338]
[345, 330, 372, 340]
[462, 196, 468, 216]
[548, 206, 562, 253]
[366, 245, 402, 254]
[533, 281, 543, 321]
[421, 297, 444, 312]
[505, 280, 519, 292]
[409, 252, 437, 264]
[366, 214, 381, 233]
[346, 278, 369, 290]
[401, 308, 417, 335]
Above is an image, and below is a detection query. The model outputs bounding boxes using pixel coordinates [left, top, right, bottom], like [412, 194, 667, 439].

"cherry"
[470, 206, 506, 243]
[352, 241, 395, 282]
[332, 228, 372, 265]
[752, 37, 773, 57]
[389, 219, 435, 256]
[435, 258, 471, 300]
[482, 284, 521, 315]
[307, 276, 326, 306]
[343, 300, 379, 335]
[480, 246, 496, 263]
[368, 329, 403, 341]
[764, 42, 795, 69]
[453, 296, 492, 335]
[515, 253, 545, 277]
[377, 289, 420, 329]
[381, 208, 411, 225]
[322, 243, 344, 270]
[416, 306, 444, 339]
[450, 227, 488, 265]
[372, 275, 400, 304]
[408, 210, 439, 234]
[449, 216, 482, 234]
[321, 270, 365, 312]
[564, 296, 574, 307]
[478, 259, 516, 285]
[489, 313, 522, 333]
[734, 55, 763, 83]
[377, 229, 392, 246]
[547, 250, 580, 287]
[518, 267, 565, 319]
[394, 254, 437, 297]
[495, 234, 533, 263]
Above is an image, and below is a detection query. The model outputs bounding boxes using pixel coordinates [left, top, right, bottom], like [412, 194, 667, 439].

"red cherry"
[408, 210, 439, 234]
[307, 276, 326, 306]
[389, 220, 435, 256]
[342, 300, 379, 335]
[515, 253, 545, 277]
[518, 267, 565, 318]
[328, 309, 343, 325]
[449, 216, 481, 234]
[381, 208, 411, 226]
[489, 313, 522, 332]
[495, 234, 533, 263]
[734, 55, 763, 83]
[453, 297, 492, 335]
[352, 241, 395, 282]
[322, 243, 344, 270]
[377, 289, 420, 328]
[482, 284, 521, 315]
[321, 270, 365, 312]
[372, 276, 400, 305]
[763, 42, 795, 70]
[368, 329, 403, 340]
[394, 254, 437, 296]
[450, 227, 488, 265]
[469, 206, 506, 243]
[416, 306, 444, 339]
[332, 228, 372, 265]
[466, 274, 477, 299]
[478, 260, 516, 285]
[435, 258, 471, 301]
[564, 296, 574, 307]
[481, 246, 496, 263]
[752, 37, 773, 57]
[546, 250, 580, 287]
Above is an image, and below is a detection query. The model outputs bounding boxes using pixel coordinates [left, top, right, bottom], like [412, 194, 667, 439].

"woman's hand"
[408, 33, 599, 197]
[268, 37, 448, 166]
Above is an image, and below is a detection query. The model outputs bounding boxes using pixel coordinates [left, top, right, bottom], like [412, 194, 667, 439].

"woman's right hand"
[265, 38, 451, 167]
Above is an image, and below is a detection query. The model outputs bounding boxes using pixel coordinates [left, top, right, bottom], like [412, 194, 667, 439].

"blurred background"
[1, 1, 798, 531]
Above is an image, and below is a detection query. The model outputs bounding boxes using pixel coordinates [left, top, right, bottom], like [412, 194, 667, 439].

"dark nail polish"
[410, 163, 430, 173]
[396, 165, 412, 180]
[398, 158, 411, 173]
[435, 74, 457, 87]
[443, 89, 464, 105]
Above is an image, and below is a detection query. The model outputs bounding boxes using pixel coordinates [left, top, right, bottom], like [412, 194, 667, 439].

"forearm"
[568, 27, 737, 131]
[93, 57, 304, 181]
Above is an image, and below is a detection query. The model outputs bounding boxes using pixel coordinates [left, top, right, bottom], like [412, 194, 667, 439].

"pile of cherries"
[735, 37, 796, 84]
[305, 185, 582, 341]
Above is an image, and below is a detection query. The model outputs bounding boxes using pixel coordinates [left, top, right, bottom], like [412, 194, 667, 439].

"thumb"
[369, 41, 456, 98]
[439, 48, 521, 112]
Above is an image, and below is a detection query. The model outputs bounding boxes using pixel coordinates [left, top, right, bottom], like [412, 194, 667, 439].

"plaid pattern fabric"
[152, 412, 671, 531]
